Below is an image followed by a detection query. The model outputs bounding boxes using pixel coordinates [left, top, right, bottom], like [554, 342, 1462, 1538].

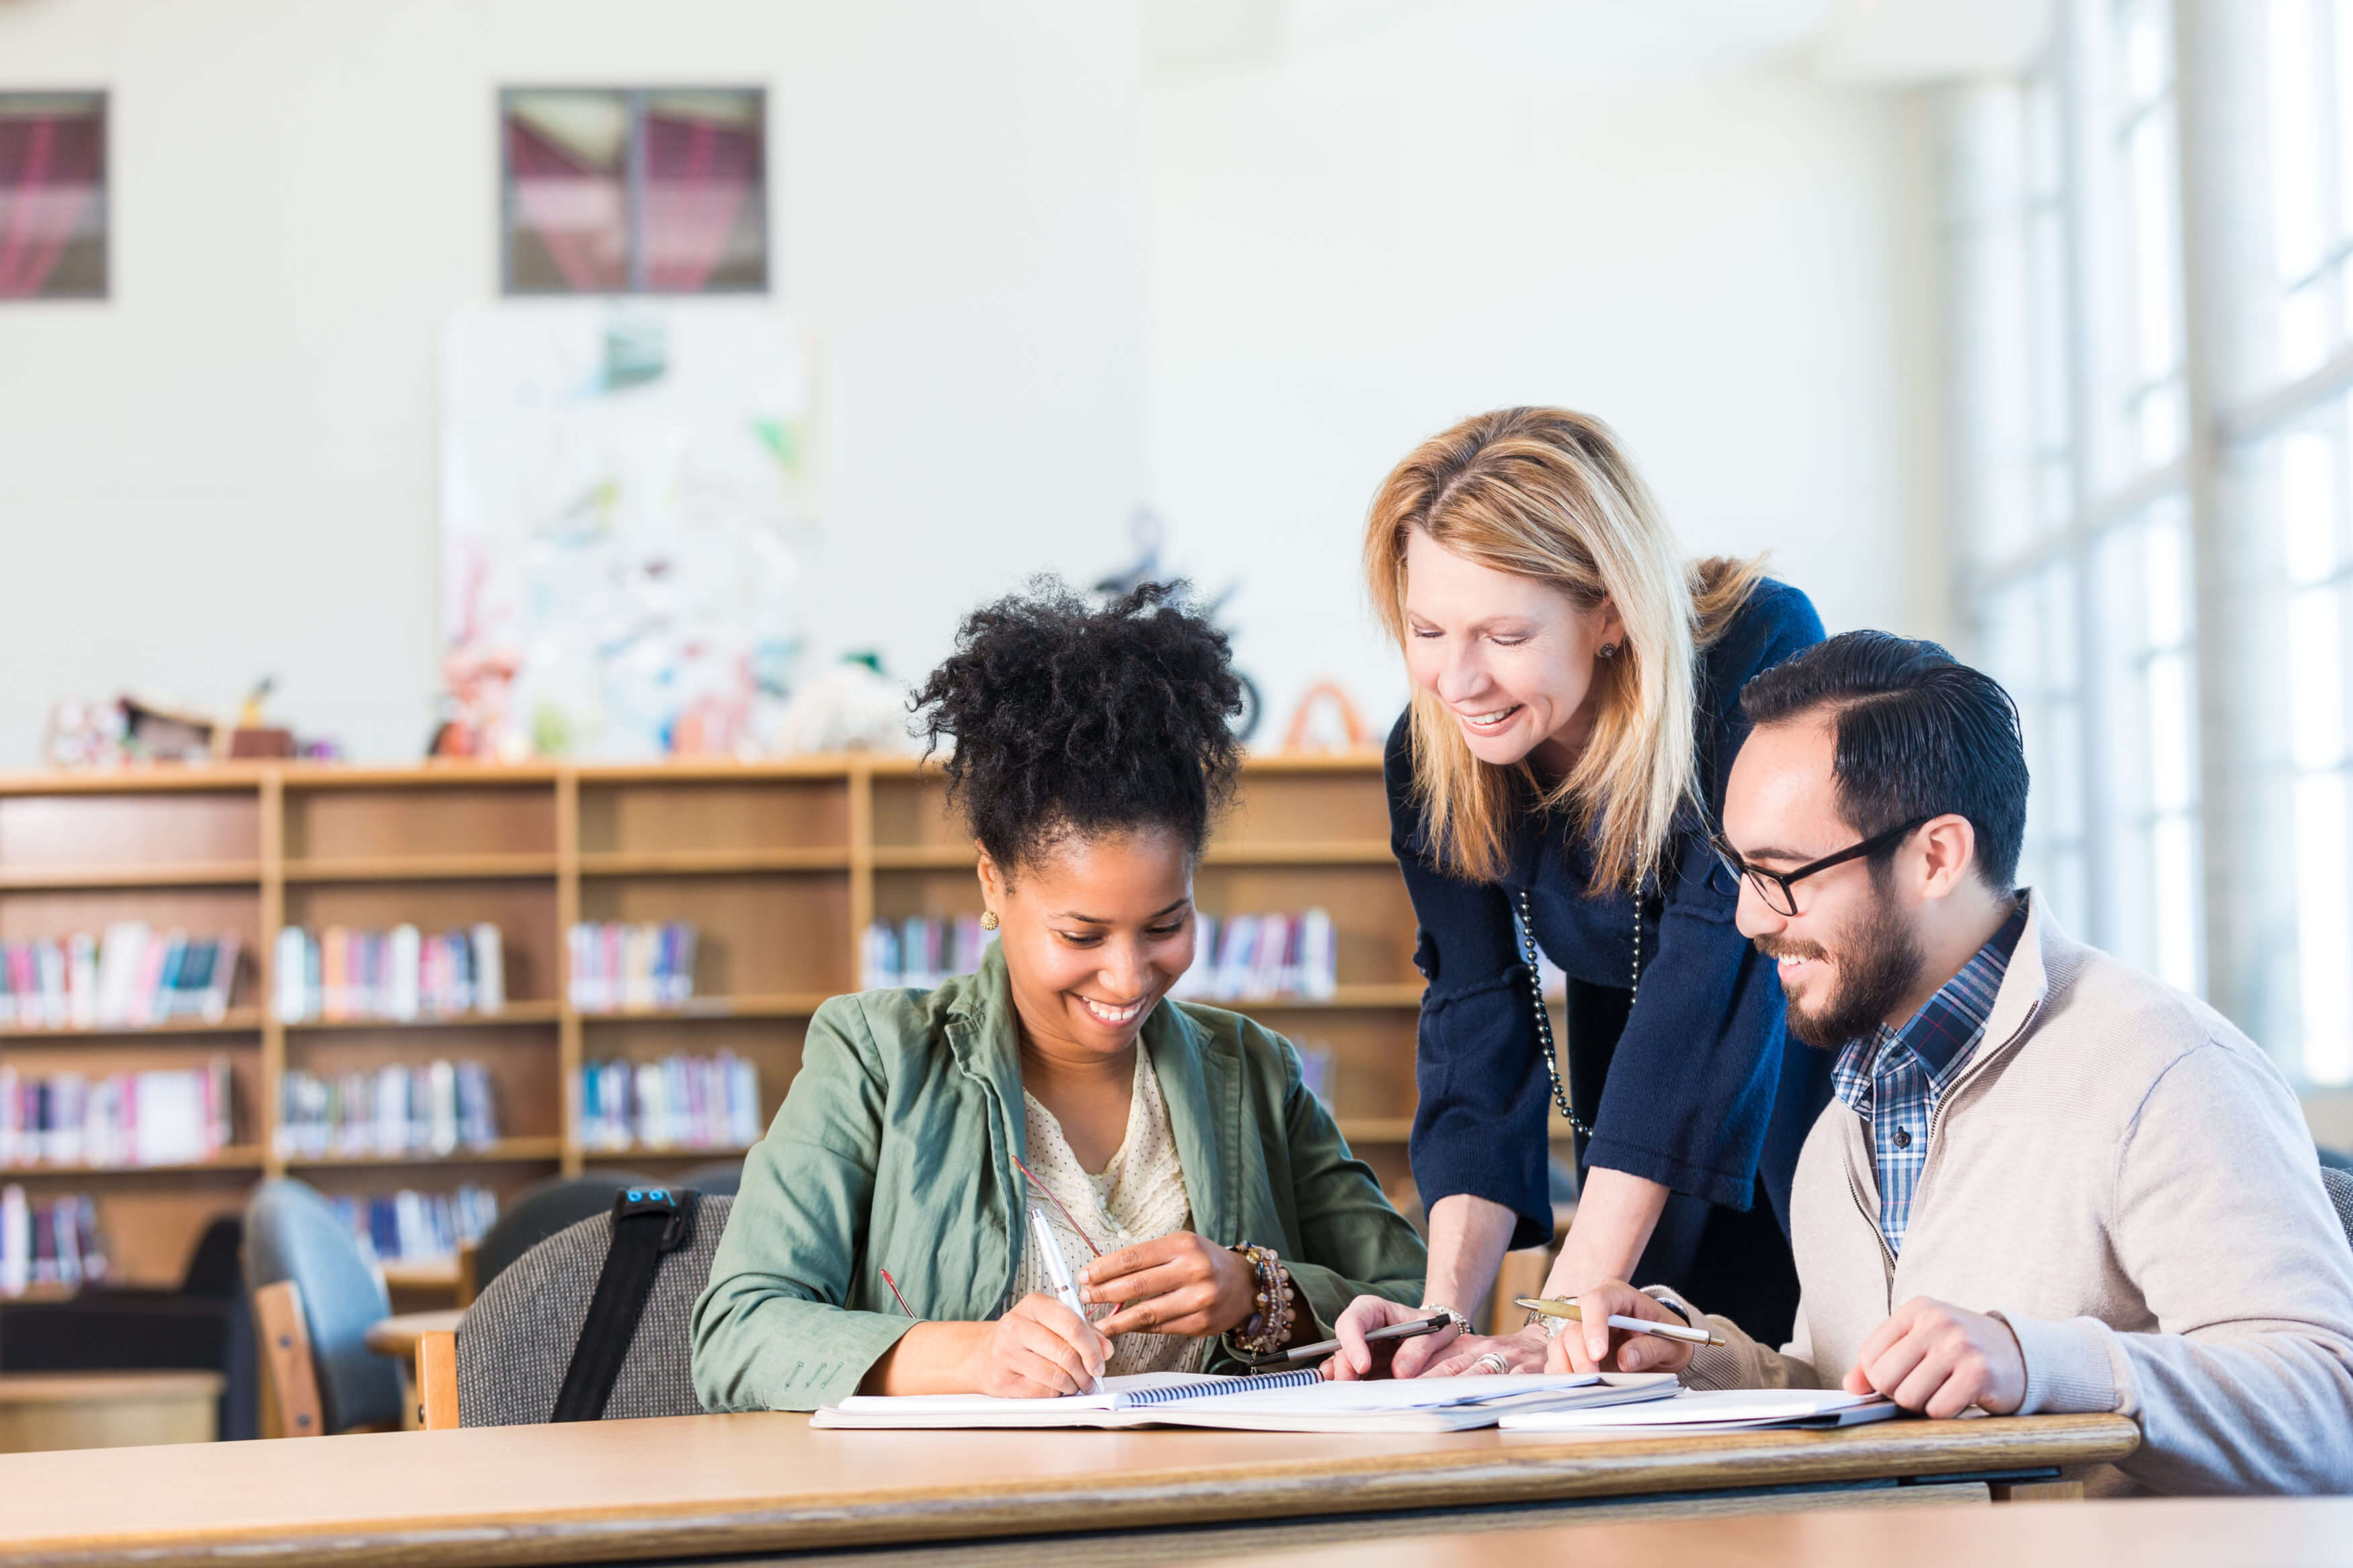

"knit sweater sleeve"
[1642, 1284, 1827, 1393]
[1997, 1040, 2353, 1495]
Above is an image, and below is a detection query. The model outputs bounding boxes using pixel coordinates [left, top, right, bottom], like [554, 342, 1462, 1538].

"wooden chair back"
[415, 1331, 459, 1430]
[1488, 1245, 1556, 1336]
[252, 1280, 324, 1438]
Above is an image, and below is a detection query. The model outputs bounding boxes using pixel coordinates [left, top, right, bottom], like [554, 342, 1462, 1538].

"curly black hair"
[909, 578, 1244, 873]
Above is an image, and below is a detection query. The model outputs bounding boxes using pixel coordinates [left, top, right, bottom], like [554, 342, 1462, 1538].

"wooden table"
[0, 1409, 2136, 1568]
[1208, 1495, 2353, 1568]
[362, 1308, 464, 1361]
[0, 1371, 221, 1454]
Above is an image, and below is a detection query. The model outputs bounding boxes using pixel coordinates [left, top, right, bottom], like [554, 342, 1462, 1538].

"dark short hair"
[1738, 631, 2028, 891]
[909, 578, 1244, 872]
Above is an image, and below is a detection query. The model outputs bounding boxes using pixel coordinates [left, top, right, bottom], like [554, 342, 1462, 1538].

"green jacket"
[691, 946, 1429, 1411]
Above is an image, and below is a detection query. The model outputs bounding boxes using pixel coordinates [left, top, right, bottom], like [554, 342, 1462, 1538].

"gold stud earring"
[980, 910, 1000, 931]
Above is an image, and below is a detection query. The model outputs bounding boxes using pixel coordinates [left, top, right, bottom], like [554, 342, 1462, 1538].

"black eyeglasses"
[1708, 817, 1931, 917]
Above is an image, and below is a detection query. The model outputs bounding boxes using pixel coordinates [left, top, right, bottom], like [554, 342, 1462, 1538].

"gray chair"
[456, 1192, 731, 1426]
[242, 1178, 403, 1435]
[471, 1173, 649, 1297]
[2322, 1165, 2353, 1253]
[674, 1158, 744, 1197]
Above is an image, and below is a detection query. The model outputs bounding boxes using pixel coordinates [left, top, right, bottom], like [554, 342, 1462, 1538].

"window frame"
[496, 85, 770, 298]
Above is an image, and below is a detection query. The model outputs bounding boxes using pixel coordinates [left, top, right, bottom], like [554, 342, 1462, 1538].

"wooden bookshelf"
[0, 753, 1429, 1286]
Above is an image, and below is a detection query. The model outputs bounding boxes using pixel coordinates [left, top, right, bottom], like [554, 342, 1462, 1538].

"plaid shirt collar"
[1831, 896, 2030, 1114]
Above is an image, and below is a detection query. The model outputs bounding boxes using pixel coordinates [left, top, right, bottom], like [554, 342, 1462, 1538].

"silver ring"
[1474, 1350, 1510, 1375]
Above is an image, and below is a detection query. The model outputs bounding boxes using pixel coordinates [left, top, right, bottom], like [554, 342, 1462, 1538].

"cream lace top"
[1016, 1047, 1209, 1376]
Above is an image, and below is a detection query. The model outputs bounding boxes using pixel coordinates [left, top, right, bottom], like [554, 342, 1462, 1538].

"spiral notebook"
[811, 1370, 1680, 1432]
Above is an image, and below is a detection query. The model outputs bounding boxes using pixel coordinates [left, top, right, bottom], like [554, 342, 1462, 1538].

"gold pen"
[1516, 1295, 1727, 1348]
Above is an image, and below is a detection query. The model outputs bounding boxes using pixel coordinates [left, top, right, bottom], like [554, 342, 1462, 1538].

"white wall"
[1140, 13, 1943, 741]
[0, 0, 1151, 764]
[0, 0, 1939, 764]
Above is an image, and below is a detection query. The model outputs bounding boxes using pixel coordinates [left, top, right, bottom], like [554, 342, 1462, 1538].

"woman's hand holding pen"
[1545, 1280, 1696, 1376]
[1079, 1233, 1257, 1338]
[962, 1293, 1111, 1398]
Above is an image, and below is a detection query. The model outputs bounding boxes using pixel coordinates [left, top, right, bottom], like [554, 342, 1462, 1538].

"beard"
[1757, 884, 1926, 1051]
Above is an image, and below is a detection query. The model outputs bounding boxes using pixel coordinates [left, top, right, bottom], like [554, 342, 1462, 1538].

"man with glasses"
[1553, 631, 2353, 1495]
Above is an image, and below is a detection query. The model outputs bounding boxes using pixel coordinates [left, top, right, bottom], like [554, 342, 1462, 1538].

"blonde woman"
[1331, 408, 1828, 1379]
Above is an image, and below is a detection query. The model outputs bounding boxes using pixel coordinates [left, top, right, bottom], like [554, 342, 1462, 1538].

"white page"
[1500, 1387, 1890, 1430]
[1164, 1373, 1603, 1413]
[831, 1371, 1637, 1419]
[829, 1370, 1226, 1417]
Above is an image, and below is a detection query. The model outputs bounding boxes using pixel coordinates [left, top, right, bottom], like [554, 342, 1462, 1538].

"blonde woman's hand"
[1423, 1327, 1550, 1376]
[1542, 1281, 1696, 1376]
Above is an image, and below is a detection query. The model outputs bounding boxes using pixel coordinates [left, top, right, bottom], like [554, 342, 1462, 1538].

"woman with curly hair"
[692, 581, 1427, 1410]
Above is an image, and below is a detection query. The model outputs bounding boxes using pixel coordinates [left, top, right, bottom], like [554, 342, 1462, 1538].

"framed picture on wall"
[500, 87, 768, 296]
[0, 91, 106, 300]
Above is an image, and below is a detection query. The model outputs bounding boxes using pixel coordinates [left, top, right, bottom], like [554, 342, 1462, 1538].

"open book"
[1499, 1387, 1899, 1434]
[812, 1369, 1680, 1433]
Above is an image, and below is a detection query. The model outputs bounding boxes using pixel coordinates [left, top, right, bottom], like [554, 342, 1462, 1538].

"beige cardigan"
[1663, 897, 2353, 1495]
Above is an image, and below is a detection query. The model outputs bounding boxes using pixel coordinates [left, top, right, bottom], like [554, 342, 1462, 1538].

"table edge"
[7, 1413, 2142, 1568]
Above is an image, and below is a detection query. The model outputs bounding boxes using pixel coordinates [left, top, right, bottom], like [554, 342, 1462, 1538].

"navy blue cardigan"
[1391, 579, 1828, 1251]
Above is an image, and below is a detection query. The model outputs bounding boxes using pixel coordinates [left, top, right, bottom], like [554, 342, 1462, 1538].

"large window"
[1953, 3, 2201, 999]
[500, 88, 768, 296]
[1950, 0, 2353, 1081]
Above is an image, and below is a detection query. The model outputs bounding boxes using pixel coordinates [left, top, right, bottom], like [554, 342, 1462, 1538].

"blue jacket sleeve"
[1390, 720, 1558, 1251]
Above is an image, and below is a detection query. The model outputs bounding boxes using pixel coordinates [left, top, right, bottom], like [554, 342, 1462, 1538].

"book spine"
[471, 924, 504, 1015]
[204, 932, 239, 1024]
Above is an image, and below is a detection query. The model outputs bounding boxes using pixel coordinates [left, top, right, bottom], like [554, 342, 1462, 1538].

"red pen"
[879, 1266, 916, 1318]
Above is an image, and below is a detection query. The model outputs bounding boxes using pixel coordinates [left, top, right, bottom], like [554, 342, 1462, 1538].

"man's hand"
[1328, 1295, 1459, 1380]
[1540, 1280, 1697, 1376]
[1842, 1296, 2026, 1417]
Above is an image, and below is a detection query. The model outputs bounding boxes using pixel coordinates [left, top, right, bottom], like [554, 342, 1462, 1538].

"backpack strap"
[551, 1186, 699, 1423]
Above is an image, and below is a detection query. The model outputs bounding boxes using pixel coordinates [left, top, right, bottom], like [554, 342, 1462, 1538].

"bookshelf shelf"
[1220, 984, 1426, 1011]
[869, 845, 976, 870]
[279, 1137, 563, 1169]
[1, 1148, 267, 1179]
[0, 1009, 266, 1042]
[0, 860, 264, 891]
[282, 854, 559, 883]
[0, 752, 1421, 1283]
[576, 1141, 756, 1162]
[576, 993, 832, 1022]
[1203, 841, 1395, 866]
[580, 849, 850, 876]
[281, 1000, 563, 1031]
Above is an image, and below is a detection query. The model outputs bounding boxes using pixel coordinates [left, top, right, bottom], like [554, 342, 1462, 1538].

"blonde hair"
[1363, 407, 1761, 890]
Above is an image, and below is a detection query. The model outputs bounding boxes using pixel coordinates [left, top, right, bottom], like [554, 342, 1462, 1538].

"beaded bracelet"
[1224, 1242, 1298, 1358]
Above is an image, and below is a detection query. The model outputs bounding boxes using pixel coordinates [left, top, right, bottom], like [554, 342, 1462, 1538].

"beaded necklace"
[1518, 883, 1646, 1140]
